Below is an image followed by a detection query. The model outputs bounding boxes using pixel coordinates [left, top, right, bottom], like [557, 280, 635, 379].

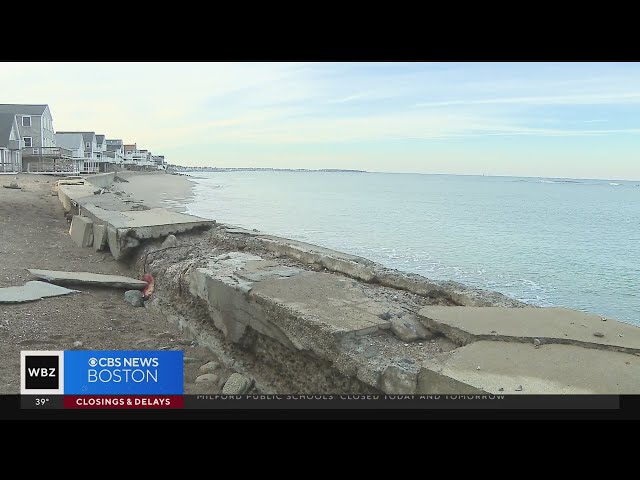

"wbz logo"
[21, 351, 64, 395]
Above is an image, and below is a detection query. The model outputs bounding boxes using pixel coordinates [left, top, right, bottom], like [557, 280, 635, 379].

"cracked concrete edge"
[418, 312, 640, 355]
[254, 234, 524, 308]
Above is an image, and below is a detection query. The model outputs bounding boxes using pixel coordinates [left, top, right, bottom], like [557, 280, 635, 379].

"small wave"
[609, 182, 621, 186]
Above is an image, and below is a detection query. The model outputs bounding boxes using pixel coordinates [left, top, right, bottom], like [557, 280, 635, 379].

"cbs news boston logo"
[21, 350, 183, 396]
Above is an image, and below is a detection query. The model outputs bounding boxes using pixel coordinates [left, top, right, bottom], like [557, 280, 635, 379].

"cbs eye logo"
[88, 358, 98, 367]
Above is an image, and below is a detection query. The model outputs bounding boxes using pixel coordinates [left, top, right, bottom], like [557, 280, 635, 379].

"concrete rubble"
[27, 269, 147, 290]
[0, 281, 78, 304]
[53, 173, 640, 394]
[57, 173, 214, 259]
[140, 225, 640, 395]
[69, 215, 94, 247]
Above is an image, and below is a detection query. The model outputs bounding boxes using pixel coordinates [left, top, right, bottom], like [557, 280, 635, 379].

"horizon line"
[172, 166, 640, 183]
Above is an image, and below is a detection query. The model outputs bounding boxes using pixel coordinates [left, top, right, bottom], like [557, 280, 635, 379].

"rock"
[199, 361, 220, 373]
[379, 312, 392, 321]
[175, 338, 192, 345]
[161, 235, 178, 248]
[124, 290, 144, 307]
[222, 373, 252, 394]
[533, 338, 541, 346]
[154, 331, 173, 338]
[195, 373, 219, 384]
[378, 365, 418, 394]
[600, 316, 607, 321]
[618, 334, 624, 338]
[184, 357, 200, 364]
[515, 385, 523, 392]
[498, 387, 504, 392]
[593, 332, 605, 338]
[476, 366, 481, 370]
[72, 341, 83, 349]
[390, 315, 434, 342]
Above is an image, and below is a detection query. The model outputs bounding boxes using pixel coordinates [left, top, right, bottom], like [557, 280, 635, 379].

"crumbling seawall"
[58, 173, 640, 394]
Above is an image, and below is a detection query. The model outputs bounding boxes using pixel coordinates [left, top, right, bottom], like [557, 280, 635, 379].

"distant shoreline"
[168, 167, 639, 183]
[171, 167, 368, 174]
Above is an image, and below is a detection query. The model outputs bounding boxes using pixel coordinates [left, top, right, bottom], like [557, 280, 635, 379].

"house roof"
[95, 134, 105, 144]
[0, 104, 48, 115]
[0, 113, 19, 148]
[106, 139, 123, 145]
[56, 131, 96, 144]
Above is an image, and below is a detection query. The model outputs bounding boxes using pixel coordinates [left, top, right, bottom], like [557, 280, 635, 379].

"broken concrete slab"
[0, 281, 78, 304]
[79, 205, 213, 259]
[27, 269, 147, 290]
[69, 215, 94, 247]
[93, 224, 107, 251]
[390, 314, 433, 342]
[418, 306, 640, 354]
[418, 340, 640, 394]
[251, 272, 392, 336]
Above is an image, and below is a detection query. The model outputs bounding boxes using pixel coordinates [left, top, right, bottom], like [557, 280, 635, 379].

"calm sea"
[183, 171, 640, 326]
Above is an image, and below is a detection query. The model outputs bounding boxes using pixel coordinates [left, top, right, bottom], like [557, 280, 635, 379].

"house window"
[22, 116, 31, 127]
[33, 148, 39, 154]
[24, 137, 32, 147]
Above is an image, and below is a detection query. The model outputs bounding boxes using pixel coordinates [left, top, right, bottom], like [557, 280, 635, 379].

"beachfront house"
[54, 132, 85, 173]
[0, 113, 23, 173]
[105, 139, 124, 165]
[56, 131, 101, 173]
[0, 104, 72, 172]
[153, 155, 166, 170]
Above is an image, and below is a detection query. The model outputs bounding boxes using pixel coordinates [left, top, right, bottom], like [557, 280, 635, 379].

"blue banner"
[64, 351, 184, 395]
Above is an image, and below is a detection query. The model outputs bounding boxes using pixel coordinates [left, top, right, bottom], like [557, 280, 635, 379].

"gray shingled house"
[0, 113, 23, 173]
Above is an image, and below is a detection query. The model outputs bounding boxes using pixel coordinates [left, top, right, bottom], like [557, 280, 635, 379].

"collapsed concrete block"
[69, 215, 94, 247]
[93, 224, 107, 251]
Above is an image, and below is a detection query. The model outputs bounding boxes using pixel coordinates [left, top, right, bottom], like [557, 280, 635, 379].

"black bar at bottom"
[184, 394, 619, 409]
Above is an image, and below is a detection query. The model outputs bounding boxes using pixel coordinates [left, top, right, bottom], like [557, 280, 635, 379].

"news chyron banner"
[21, 350, 184, 409]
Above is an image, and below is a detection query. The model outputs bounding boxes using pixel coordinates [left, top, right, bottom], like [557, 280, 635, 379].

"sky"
[1, 62, 640, 180]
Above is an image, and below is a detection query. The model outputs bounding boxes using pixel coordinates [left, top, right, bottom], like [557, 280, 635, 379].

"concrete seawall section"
[55, 173, 640, 394]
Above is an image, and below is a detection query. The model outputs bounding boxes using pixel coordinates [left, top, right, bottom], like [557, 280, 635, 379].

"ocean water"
[183, 171, 640, 326]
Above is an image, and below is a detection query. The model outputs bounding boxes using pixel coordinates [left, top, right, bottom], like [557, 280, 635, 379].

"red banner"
[64, 395, 183, 409]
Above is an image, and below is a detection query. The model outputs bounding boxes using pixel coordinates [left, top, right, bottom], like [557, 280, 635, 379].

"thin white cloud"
[414, 92, 640, 108]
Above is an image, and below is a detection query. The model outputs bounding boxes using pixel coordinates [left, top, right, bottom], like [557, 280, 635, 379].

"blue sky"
[2, 62, 640, 179]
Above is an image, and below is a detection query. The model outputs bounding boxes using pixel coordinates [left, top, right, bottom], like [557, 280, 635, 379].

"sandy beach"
[113, 171, 195, 213]
[0, 173, 225, 394]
